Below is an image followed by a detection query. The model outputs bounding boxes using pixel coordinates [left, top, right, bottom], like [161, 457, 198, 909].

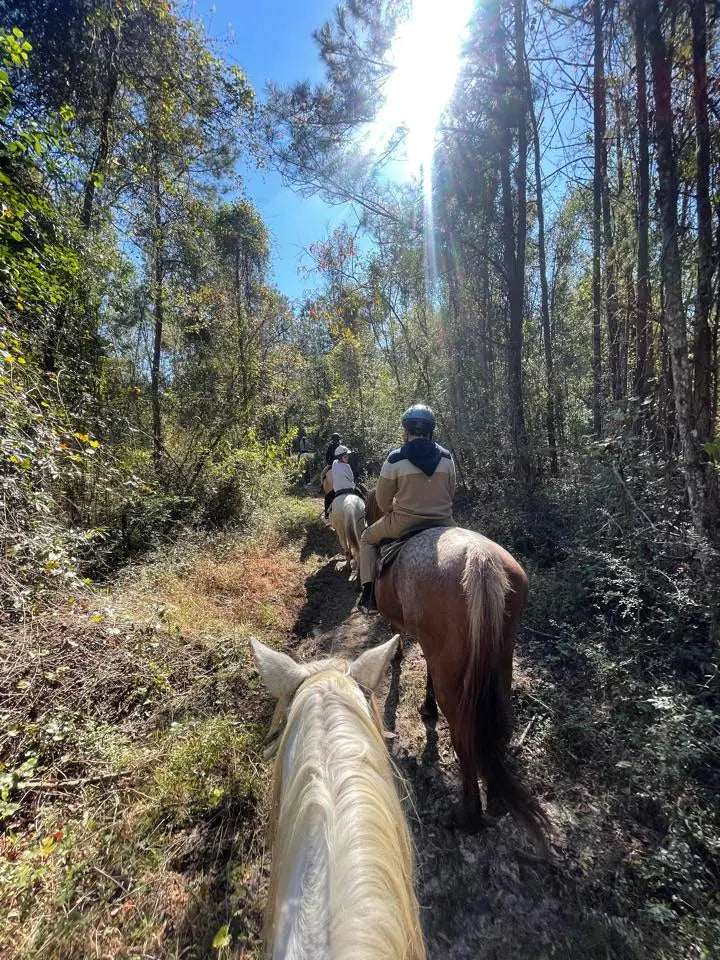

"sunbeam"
[370, 0, 474, 174]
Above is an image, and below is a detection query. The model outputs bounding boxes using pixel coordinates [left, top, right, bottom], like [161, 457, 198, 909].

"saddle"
[331, 486, 366, 502]
[375, 524, 440, 578]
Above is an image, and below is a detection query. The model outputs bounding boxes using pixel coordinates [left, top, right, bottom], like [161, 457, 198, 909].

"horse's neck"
[270, 678, 421, 960]
[273, 723, 331, 959]
[271, 694, 335, 960]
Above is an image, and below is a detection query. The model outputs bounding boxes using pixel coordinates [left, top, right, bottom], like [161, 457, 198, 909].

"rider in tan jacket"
[358, 404, 455, 612]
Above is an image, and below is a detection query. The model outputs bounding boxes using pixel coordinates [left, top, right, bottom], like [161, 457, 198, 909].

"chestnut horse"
[365, 490, 547, 843]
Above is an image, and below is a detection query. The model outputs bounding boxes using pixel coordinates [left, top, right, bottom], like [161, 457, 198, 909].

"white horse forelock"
[266, 662, 425, 960]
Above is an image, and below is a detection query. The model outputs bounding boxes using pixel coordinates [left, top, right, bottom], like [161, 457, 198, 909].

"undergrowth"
[466, 454, 720, 959]
[0, 495, 322, 959]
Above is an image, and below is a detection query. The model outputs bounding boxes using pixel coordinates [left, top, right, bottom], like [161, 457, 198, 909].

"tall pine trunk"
[591, 0, 604, 437]
[529, 80, 558, 476]
[646, 0, 719, 618]
[151, 157, 164, 472]
[501, 0, 533, 490]
[634, 4, 652, 404]
[689, 0, 715, 445]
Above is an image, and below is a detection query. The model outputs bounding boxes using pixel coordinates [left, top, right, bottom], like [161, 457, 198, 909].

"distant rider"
[298, 428, 312, 454]
[325, 432, 342, 467]
[323, 432, 342, 518]
[331, 445, 355, 499]
[358, 404, 456, 613]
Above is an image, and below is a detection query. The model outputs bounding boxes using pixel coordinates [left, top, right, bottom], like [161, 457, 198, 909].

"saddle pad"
[376, 524, 441, 578]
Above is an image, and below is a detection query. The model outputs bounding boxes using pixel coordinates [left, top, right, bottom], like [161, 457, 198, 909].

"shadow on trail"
[291, 556, 361, 646]
[383, 649, 402, 732]
[298, 512, 336, 562]
[292, 512, 392, 656]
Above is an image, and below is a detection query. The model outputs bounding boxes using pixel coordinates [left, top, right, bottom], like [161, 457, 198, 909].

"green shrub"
[149, 716, 262, 826]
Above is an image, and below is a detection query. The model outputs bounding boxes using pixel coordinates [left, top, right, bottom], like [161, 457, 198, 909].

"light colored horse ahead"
[330, 492, 365, 579]
[251, 636, 426, 960]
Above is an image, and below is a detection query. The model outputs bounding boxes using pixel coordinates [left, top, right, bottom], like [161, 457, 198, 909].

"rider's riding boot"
[358, 581, 377, 614]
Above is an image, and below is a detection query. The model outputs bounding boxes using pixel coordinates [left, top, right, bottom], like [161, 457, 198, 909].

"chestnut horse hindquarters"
[383, 527, 548, 845]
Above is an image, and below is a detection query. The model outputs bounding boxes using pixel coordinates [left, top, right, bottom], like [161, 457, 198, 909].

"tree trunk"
[501, 0, 533, 490]
[689, 0, 715, 445]
[81, 62, 118, 230]
[528, 79, 558, 476]
[151, 159, 164, 472]
[591, 0, 604, 437]
[600, 85, 621, 400]
[634, 4, 652, 403]
[646, 0, 719, 599]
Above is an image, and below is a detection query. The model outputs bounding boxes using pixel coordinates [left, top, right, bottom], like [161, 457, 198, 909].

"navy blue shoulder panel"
[387, 447, 405, 464]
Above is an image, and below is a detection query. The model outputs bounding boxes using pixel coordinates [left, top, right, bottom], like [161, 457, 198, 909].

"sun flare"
[370, 0, 475, 173]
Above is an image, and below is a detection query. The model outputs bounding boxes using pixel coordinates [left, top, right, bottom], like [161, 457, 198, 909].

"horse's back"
[388, 526, 526, 629]
[395, 525, 520, 578]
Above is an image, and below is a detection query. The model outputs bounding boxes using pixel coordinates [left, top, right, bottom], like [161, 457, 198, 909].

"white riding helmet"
[334, 444, 351, 457]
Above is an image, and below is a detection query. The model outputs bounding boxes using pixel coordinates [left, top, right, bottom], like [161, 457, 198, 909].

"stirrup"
[357, 584, 378, 615]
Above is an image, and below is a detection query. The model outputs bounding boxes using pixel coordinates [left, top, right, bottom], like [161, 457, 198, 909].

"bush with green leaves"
[197, 430, 299, 528]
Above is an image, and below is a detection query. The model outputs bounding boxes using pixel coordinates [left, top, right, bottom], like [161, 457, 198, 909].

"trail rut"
[286, 505, 567, 960]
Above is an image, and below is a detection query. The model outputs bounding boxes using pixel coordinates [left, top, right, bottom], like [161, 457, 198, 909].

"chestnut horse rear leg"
[423, 646, 483, 830]
[418, 669, 438, 720]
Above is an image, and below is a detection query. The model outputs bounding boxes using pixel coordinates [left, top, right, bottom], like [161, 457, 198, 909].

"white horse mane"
[263, 655, 426, 960]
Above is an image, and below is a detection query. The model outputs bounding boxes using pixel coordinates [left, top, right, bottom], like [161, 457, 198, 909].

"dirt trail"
[288, 504, 567, 960]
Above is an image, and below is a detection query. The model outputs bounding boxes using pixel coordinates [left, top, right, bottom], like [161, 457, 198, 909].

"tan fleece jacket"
[375, 441, 456, 527]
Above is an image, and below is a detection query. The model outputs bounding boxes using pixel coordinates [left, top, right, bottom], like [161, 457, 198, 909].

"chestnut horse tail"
[459, 543, 549, 846]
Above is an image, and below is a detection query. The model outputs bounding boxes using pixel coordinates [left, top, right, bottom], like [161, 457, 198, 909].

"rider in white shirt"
[331, 445, 355, 494]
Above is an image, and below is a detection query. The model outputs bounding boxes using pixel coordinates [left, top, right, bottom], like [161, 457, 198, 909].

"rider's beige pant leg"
[359, 514, 406, 584]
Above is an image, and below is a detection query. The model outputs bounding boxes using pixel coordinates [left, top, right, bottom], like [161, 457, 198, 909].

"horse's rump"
[387, 526, 548, 843]
[330, 493, 365, 561]
[320, 466, 333, 495]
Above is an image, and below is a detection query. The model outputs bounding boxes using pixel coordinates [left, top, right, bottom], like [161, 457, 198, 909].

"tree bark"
[633, 4, 652, 403]
[689, 0, 715, 445]
[591, 0, 604, 437]
[501, 0, 533, 490]
[600, 73, 621, 399]
[646, 0, 719, 600]
[151, 158, 164, 472]
[81, 62, 118, 230]
[528, 79, 558, 476]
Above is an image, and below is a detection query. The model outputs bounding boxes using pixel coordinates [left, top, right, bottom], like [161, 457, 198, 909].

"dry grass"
[136, 545, 308, 637]
[0, 500, 323, 959]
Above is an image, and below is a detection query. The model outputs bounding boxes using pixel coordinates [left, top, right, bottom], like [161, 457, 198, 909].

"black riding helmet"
[401, 403, 436, 434]
[330, 432, 341, 442]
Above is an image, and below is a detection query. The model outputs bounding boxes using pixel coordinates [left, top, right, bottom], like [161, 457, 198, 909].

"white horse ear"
[349, 635, 400, 692]
[250, 639, 308, 700]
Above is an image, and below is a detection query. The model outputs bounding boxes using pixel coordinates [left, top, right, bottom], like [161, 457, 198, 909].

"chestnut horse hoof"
[448, 804, 486, 833]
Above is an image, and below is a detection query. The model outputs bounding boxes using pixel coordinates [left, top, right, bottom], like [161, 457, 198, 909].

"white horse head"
[251, 637, 425, 960]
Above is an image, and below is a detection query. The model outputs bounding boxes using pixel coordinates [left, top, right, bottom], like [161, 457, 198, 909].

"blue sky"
[191, 0, 358, 303]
